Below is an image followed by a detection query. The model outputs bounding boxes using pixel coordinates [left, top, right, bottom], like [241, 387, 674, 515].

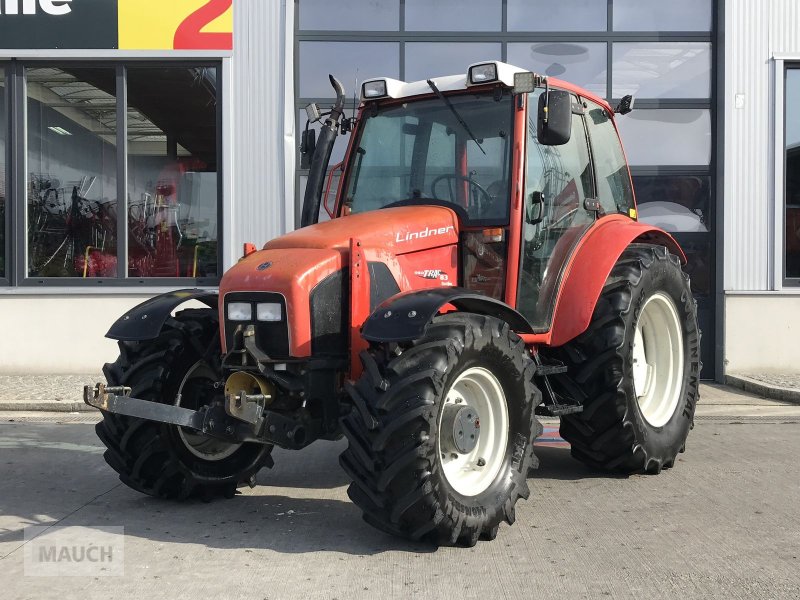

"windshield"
[343, 92, 514, 223]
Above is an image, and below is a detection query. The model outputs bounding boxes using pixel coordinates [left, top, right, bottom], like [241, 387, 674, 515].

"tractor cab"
[302, 61, 641, 335]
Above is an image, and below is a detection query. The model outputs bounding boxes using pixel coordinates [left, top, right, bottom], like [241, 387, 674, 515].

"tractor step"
[536, 403, 584, 417]
[534, 363, 568, 376]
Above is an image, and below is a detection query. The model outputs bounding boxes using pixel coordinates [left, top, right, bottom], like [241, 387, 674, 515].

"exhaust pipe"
[301, 74, 347, 228]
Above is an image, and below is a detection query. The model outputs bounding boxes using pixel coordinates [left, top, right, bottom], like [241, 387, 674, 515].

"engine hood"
[265, 205, 460, 254]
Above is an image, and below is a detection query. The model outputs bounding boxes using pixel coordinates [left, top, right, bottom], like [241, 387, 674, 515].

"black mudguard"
[361, 287, 534, 343]
[106, 289, 218, 341]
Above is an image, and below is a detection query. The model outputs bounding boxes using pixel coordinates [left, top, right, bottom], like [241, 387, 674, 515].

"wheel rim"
[437, 367, 509, 497]
[632, 292, 685, 428]
[176, 361, 242, 461]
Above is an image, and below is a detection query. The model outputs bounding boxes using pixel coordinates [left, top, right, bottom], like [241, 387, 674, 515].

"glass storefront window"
[298, 0, 399, 31]
[613, 0, 712, 32]
[785, 68, 800, 282]
[616, 109, 711, 167]
[634, 175, 711, 233]
[405, 0, 501, 32]
[671, 235, 712, 296]
[26, 67, 118, 278]
[404, 43, 502, 82]
[0, 70, 5, 279]
[508, 0, 607, 32]
[126, 67, 219, 279]
[612, 43, 712, 99]
[298, 42, 400, 99]
[507, 42, 606, 98]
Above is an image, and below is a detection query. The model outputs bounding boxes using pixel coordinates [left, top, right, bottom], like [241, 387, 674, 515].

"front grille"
[223, 292, 290, 358]
[310, 270, 348, 355]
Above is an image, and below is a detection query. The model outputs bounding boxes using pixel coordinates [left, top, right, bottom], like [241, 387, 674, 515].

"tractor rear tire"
[551, 244, 700, 474]
[97, 308, 274, 500]
[340, 313, 542, 546]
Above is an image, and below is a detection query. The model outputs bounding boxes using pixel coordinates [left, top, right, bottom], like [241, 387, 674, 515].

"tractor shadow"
[532, 444, 628, 482]
[0, 423, 625, 558]
[0, 427, 431, 557]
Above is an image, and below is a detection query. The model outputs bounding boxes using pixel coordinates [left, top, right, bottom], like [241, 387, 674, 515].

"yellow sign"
[118, 0, 233, 50]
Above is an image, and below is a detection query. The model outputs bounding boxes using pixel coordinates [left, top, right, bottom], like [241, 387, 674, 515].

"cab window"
[517, 90, 595, 330]
[584, 100, 635, 216]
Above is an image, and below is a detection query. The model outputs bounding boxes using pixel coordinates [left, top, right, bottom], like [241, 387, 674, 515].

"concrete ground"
[1, 384, 799, 599]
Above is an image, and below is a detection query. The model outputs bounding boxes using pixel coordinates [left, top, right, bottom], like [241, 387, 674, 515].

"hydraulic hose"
[301, 75, 347, 227]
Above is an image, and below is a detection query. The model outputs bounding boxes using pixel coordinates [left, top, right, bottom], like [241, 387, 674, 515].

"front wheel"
[550, 244, 701, 474]
[340, 314, 542, 546]
[96, 309, 274, 499]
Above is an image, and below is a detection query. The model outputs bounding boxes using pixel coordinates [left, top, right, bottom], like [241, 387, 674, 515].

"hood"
[265, 205, 460, 254]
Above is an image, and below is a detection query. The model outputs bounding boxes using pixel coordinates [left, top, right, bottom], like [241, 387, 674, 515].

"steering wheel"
[431, 174, 494, 215]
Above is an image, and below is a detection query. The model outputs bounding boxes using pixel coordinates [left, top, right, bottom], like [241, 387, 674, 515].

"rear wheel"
[340, 314, 542, 546]
[550, 244, 700, 474]
[97, 308, 274, 499]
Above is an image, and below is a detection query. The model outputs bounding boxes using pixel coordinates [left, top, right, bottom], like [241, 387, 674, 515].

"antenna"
[352, 69, 359, 122]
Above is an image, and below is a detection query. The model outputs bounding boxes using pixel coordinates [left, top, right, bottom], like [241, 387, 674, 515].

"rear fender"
[549, 216, 684, 347]
[361, 287, 534, 343]
[106, 289, 218, 341]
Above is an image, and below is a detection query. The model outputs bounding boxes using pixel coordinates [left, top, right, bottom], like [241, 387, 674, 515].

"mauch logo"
[0, 0, 74, 15]
[24, 525, 124, 577]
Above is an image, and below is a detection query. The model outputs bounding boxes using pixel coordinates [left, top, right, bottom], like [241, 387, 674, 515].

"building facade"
[0, 0, 793, 381]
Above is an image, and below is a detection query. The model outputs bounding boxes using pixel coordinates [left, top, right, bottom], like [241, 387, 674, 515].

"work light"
[227, 302, 252, 321]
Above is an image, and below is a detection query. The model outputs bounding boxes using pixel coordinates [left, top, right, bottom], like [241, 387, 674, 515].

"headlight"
[469, 63, 498, 84]
[256, 302, 282, 322]
[362, 80, 387, 98]
[227, 302, 252, 321]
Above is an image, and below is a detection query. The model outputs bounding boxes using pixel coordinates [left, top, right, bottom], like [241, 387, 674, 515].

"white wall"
[725, 295, 800, 373]
[723, 0, 800, 374]
[228, 0, 294, 269]
[724, 0, 800, 291]
[0, 295, 149, 374]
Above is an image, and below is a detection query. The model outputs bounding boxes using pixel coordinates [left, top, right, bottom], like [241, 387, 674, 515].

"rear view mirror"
[537, 90, 572, 146]
[300, 128, 316, 170]
[615, 94, 635, 115]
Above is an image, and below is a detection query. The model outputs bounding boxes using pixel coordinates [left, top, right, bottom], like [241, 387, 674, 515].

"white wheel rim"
[176, 361, 242, 461]
[632, 292, 684, 428]
[437, 367, 509, 497]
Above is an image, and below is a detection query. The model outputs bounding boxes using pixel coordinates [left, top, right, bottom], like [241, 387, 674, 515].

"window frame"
[779, 60, 800, 288]
[5, 59, 224, 288]
[0, 63, 9, 287]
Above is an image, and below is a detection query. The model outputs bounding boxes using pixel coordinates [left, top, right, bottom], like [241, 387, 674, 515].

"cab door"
[516, 91, 597, 331]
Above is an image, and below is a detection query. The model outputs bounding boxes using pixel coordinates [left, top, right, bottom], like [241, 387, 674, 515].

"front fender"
[549, 215, 685, 347]
[106, 289, 218, 341]
[361, 287, 534, 343]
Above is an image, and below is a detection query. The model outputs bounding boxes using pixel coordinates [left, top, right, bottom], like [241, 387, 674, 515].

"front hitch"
[83, 383, 261, 443]
[83, 382, 315, 449]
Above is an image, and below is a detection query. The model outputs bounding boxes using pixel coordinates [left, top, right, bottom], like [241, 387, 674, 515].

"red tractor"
[86, 61, 700, 546]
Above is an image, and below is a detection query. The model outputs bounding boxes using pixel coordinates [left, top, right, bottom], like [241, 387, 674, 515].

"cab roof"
[360, 60, 612, 114]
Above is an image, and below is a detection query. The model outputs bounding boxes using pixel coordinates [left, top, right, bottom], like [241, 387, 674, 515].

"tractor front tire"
[340, 314, 542, 546]
[97, 308, 274, 500]
[552, 244, 700, 474]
